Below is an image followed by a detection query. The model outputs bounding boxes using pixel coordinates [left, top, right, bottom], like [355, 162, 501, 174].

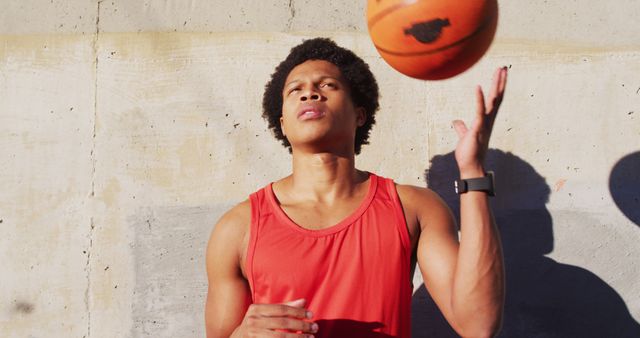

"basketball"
[367, 0, 499, 80]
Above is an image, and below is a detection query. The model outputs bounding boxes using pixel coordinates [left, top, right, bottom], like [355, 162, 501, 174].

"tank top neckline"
[265, 172, 379, 237]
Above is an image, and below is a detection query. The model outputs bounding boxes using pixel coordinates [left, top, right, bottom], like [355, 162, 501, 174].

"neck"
[288, 149, 366, 203]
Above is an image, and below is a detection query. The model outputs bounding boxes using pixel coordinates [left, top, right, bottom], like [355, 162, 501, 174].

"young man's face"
[280, 59, 365, 154]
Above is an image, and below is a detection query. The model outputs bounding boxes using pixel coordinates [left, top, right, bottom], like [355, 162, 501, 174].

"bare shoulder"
[395, 183, 455, 231]
[206, 199, 252, 276]
[395, 183, 448, 211]
[209, 199, 251, 243]
[395, 183, 439, 200]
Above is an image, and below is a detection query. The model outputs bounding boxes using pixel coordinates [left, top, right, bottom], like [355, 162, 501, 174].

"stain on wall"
[130, 205, 230, 337]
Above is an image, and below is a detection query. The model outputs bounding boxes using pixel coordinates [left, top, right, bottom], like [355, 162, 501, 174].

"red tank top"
[246, 172, 413, 338]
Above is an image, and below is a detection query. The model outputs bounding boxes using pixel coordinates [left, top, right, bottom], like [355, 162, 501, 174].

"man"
[205, 38, 506, 338]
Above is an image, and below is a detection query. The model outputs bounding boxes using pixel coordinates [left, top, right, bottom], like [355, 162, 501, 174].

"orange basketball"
[367, 0, 498, 80]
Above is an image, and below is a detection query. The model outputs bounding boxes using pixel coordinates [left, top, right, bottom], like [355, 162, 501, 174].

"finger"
[488, 67, 508, 113]
[475, 85, 486, 118]
[260, 328, 315, 338]
[282, 298, 313, 319]
[452, 120, 468, 139]
[268, 331, 315, 338]
[487, 67, 502, 103]
[253, 303, 311, 319]
[498, 66, 508, 94]
[282, 298, 306, 308]
[488, 67, 508, 119]
[261, 317, 318, 334]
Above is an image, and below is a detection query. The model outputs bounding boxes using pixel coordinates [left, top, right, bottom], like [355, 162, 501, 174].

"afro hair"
[262, 38, 380, 155]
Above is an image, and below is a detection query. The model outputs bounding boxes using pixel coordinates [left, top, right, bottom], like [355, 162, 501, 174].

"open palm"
[453, 67, 508, 174]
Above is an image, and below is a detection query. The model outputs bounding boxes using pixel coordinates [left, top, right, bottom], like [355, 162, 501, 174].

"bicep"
[205, 208, 252, 338]
[415, 191, 460, 327]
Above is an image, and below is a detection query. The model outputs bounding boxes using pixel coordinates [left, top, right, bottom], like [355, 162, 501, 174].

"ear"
[355, 107, 366, 127]
[280, 116, 286, 136]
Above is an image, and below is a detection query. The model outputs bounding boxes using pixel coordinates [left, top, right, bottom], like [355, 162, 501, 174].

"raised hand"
[231, 298, 318, 337]
[452, 66, 508, 177]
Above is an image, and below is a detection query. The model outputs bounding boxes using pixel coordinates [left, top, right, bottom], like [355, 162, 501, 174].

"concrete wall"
[1, 1, 638, 337]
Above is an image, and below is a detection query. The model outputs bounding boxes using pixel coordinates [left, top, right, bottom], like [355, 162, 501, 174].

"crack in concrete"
[286, 0, 296, 30]
[84, 218, 95, 338]
[91, 2, 102, 198]
[85, 2, 102, 337]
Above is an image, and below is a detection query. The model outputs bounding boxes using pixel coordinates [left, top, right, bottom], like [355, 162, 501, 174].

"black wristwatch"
[454, 171, 495, 196]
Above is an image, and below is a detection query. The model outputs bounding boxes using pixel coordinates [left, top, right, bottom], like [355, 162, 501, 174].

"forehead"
[285, 60, 344, 83]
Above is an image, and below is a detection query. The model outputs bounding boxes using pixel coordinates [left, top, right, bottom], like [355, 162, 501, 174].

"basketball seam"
[367, 1, 418, 29]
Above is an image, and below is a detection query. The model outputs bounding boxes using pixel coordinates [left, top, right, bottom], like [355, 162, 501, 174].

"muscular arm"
[454, 171, 504, 336]
[400, 185, 504, 338]
[409, 66, 507, 337]
[205, 201, 252, 338]
[204, 201, 316, 338]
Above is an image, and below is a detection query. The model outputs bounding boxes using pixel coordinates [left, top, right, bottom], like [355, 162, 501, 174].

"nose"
[300, 89, 321, 102]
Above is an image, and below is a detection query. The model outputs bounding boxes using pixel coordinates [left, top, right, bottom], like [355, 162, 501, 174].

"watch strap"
[454, 171, 495, 196]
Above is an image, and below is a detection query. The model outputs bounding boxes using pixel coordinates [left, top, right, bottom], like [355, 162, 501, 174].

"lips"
[297, 106, 325, 120]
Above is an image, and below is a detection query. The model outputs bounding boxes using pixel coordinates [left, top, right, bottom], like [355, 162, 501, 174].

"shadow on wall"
[411, 149, 640, 338]
[609, 150, 640, 226]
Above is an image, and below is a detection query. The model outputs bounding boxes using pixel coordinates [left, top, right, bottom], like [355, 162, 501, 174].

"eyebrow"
[284, 76, 340, 89]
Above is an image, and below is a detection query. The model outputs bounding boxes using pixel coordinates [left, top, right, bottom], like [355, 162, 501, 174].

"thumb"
[282, 298, 306, 308]
[452, 120, 468, 139]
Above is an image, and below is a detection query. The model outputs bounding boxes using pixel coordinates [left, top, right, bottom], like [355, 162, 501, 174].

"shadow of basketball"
[609, 150, 640, 226]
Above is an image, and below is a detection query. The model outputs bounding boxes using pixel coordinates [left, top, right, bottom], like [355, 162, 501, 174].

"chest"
[240, 211, 421, 282]
[248, 213, 412, 303]
[279, 198, 364, 230]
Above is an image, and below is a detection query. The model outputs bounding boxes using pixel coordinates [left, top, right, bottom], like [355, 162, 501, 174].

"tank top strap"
[377, 175, 413, 257]
[246, 188, 268, 301]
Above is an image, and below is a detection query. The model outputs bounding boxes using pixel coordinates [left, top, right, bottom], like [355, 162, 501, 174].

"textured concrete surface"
[1, 1, 639, 337]
[129, 205, 224, 337]
[0, 34, 96, 337]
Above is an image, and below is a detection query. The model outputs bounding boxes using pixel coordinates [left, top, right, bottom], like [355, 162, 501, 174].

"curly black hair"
[262, 38, 380, 155]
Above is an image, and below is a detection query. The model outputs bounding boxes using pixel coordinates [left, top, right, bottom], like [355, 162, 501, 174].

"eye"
[322, 82, 337, 89]
[288, 87, 300, 95]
